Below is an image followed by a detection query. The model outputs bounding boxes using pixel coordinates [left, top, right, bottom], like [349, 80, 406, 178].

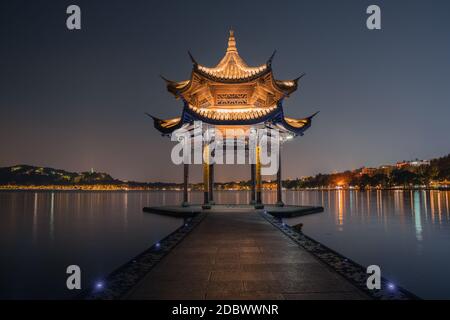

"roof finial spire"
[227, 29, 237, 53]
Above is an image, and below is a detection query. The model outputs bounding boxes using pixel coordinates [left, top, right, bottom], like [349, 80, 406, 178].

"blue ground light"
[95, 281, 104, 291]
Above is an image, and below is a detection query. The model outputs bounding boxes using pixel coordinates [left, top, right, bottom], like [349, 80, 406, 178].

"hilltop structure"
[150, 30, 317, 208]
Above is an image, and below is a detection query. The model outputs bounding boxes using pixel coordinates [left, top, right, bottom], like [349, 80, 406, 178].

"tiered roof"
[150, 30, 317, 136]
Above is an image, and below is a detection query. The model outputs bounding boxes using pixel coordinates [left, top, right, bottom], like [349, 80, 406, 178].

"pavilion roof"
[194, 30, 269, 82]
[163, 30, 300, 97]
[149, 109, 318, 137]
[150, 30, 317, 137]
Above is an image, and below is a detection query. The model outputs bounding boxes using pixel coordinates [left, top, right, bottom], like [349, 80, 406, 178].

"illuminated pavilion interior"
[150, 30, 317, 209]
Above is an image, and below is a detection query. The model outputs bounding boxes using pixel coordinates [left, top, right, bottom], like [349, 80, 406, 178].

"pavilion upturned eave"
[148, 109, 318, 137]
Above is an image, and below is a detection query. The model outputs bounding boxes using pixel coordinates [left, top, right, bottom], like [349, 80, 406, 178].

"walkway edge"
[80, 212, 206, 300]
[260, 212, 420, 300]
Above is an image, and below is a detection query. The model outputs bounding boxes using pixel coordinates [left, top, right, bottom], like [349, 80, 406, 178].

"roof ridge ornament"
[159, 74, 173, 83]
[267, 50, 277, 67]
[294, 73, 306, 83]
[188, 51, 198, 65]
[308, 111, 320, 119]
[227, 29, 237, 53]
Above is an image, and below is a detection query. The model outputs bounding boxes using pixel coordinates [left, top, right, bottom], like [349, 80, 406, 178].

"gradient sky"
[1, 0, 449, 182]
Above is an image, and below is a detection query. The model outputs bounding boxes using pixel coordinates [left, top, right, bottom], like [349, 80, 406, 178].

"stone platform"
[143, 204, 324, 218]
[126, 207, 367, 300]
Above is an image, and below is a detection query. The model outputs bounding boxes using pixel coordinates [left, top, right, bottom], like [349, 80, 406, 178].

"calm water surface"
[282, 190, 450, 299]
[0, 191, 185, 299]
[1, 190, 449, 299]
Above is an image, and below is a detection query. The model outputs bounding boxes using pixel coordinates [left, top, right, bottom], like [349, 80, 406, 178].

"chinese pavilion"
[150, 30, 317, 209]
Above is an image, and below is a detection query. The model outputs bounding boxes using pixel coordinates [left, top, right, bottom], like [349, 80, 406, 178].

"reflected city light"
[438, 192, 442, 225]
[337, 190, 344, 227]
[33, 193, 38, 243]
[413, 191, 423, 241]
[50, 192, 55, 241]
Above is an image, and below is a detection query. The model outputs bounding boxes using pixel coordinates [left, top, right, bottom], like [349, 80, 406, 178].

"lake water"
[0, 191, 184, 299]
[282, 190, 450, 299]
[0, 190, 449, 299]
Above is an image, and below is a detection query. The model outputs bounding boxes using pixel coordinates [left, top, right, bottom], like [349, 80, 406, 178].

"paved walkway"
[126, 209, 368, 300]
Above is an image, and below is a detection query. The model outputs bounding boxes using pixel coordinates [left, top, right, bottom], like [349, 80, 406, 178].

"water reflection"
[2, 190, 450, 299]
[50, 192, 54, 241]
[123, 192, 128, 231]
[283, 190, 450, 299]
[0, 191, 183, 299]
[337, 190, 344, 228]
[33, 193, 38, 243]
[413, 191, 423, 241]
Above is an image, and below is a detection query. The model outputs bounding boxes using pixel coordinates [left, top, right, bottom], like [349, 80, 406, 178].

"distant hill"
[0, 164, 185, 190]
[0, 165, 121, 185]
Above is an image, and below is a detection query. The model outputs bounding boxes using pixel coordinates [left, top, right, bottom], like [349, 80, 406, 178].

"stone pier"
[126, 208, 368, 300]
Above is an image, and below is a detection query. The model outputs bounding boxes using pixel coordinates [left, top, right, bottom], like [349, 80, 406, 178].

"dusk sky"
[1, 0, 449, 182]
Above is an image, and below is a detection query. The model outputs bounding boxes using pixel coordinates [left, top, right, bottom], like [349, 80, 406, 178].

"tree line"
[284, 154, 450, 189]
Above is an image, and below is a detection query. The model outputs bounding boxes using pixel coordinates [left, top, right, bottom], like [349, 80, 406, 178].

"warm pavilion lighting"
[188, 104, 278, 122]
[152, 30, 317, 136]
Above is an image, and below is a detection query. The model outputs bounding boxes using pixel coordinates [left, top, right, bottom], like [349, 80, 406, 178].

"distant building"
[409, 160, 430, 167]
[379, 165, 395, 175]
[396, 161, 408, 169]
[396, 160, 430, 169]
[361, 167, 377, 176]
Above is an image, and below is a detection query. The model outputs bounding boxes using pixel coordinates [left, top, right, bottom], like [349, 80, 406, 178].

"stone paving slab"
[125, 209, 368, 300]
